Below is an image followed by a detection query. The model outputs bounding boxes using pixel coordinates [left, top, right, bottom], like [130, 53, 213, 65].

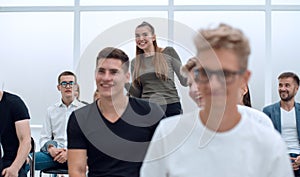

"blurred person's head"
[181, 57, 204, 108]
[74, 84, 80, 100]
[194, 23, 251, 109]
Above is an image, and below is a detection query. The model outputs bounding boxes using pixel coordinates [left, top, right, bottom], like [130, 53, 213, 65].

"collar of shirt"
[56, 99, 82, 108]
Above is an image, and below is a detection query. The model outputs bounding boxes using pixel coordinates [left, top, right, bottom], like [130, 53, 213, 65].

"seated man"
[67, 47, 165, 177]
[0, 90, 31, 177]
[35, 71, 85, 171]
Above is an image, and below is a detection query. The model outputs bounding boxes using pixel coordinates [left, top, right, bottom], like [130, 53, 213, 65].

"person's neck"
[200, 104, 241, 132]
[0, 91, 3, 101]
[143, 46, 155, 57]
[280, 99, 295, 111]
[98, 95, 129, 123]
[62, 97, 74, 107]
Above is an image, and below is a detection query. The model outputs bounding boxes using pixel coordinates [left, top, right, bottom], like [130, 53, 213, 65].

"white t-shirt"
[281, 107, 300, 154]
[140, 108, 293, 177]
[237, 105, 274, 128]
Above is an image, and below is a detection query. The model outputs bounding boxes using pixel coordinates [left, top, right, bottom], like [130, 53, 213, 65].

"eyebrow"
[98, 67, 120, 72]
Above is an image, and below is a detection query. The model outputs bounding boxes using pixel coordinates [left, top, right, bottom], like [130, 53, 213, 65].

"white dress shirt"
[39, 99, 85, 148]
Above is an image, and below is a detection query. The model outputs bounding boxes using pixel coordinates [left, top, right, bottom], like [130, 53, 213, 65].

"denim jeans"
[25, 151, 67, 172]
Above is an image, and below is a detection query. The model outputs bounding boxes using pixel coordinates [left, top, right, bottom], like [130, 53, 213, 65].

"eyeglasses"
[194, 68, 245, 85]
[60, 81, 75, 88]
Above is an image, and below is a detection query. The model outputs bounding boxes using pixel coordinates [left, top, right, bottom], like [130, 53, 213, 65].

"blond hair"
[194, 23, 250, 70]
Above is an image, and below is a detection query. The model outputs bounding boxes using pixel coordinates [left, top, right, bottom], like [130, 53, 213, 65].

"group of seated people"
[0, 22, 299, 177]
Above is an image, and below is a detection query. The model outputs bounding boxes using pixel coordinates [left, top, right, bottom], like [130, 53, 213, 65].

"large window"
[1, 0, 299, 124]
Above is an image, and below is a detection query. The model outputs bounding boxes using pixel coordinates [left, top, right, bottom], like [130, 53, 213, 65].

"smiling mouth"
[100, 83, 114, 88]
[138, 41, 147, 45]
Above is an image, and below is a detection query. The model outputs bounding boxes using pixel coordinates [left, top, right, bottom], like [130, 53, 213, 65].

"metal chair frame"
[29, 137, 36, 177]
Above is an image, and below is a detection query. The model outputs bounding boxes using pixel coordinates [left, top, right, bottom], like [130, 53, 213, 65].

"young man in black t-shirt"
[0, 91, 31, 177]
[67, 47, 165, 177]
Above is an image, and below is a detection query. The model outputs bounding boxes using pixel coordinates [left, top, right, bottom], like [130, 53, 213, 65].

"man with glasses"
[140, 24, 293, 177]
[263, 72, 300, 177]
[34, 71, 85, 171]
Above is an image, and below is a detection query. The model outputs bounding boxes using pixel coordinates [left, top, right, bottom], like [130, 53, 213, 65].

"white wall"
[1, 2, 300, 126]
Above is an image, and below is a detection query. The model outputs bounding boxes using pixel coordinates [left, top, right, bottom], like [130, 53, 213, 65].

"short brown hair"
[278, 72, 300, 86]
[58, 71, 77, 84]
[96, 47, 129, 72]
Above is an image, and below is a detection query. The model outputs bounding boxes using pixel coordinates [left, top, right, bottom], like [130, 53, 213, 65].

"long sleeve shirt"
[39, 99, 85, 149]
[129, 47, 187, 105]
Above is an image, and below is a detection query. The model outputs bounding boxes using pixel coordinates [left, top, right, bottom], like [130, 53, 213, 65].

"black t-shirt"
[0, 92, 30, 164]
[67, 97, 165, 177]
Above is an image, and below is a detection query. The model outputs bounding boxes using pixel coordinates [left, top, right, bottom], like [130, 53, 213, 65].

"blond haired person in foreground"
[140, 24, 292, 177]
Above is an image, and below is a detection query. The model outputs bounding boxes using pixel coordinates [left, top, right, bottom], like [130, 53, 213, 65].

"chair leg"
[40, 170, 43, 177]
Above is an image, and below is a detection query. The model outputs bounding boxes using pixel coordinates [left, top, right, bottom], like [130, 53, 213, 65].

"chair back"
[29, 137, 36, 177]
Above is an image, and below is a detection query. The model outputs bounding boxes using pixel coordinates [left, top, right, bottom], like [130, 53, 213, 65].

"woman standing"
[129, 21, 187, 117]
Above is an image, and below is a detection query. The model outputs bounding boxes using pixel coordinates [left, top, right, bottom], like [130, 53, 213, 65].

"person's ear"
[241, 84, 248, 96]
[242, 70, 251, 85]
[152, 34, 156, 42]
[125, 72, 130, 83]
[57, 85, 61, 91]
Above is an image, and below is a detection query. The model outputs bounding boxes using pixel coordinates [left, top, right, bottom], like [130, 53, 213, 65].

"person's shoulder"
[131, 57, 136, 64]
[263, 102, 279, 110]
[74, 101, 95, 114]
[162, 46, 175, 53]
[241, 115, 280, 140]
[71, 102, 97, 124]
[4, 91, 22, 103]
[73, 99, 88, 108]
[153, 110, 199, 143]
[158, 110, 198, 131]
[237, 105, 273, 128]
[47, 101, 61, 111]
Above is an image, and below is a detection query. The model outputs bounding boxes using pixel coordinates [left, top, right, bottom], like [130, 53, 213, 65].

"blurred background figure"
[129, 21, 187, 117]
[181, 57, 204, 108]
[74, 84, 88, 105]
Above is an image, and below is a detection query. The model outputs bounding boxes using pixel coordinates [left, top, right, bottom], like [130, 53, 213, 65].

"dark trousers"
[160, 102, 182, 118]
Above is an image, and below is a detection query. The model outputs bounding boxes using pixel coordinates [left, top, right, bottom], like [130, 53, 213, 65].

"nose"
[102, 71, 113, 81]
[279, 85, 286, 91]
[190, 82, 198, 94]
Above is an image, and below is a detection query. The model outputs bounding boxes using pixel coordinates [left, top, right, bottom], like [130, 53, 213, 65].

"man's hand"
[1, 166, 19, 177]
[293, 156, 300, 170]
[54, 149, 68, 163]
[48, 146, 64, 158]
